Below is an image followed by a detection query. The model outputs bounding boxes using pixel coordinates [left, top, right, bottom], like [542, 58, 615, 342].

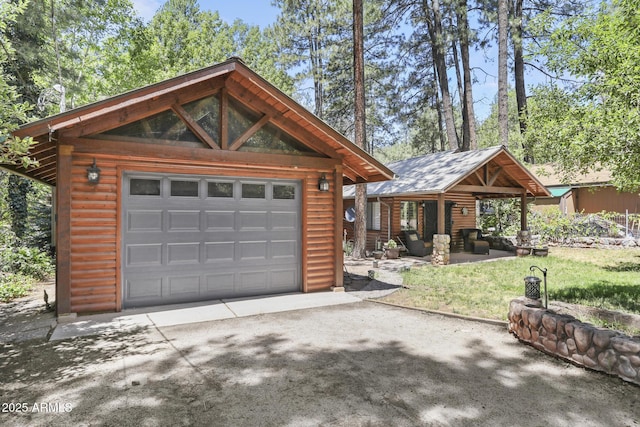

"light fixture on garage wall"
[87, 158, 101, 184]
[318, 173, 329, 192]
[461, 206, 469, 216]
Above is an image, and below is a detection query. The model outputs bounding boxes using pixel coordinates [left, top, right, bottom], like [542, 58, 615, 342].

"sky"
[131, 1, 524, 122]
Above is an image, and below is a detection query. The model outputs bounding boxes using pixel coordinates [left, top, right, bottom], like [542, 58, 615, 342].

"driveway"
[1, 301, 637, 426]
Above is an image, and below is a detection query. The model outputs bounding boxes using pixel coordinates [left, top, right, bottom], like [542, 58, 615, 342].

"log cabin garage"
[8, 58, 393, 315]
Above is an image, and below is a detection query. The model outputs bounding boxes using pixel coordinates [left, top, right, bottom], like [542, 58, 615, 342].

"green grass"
[0, 273, 35, 302]
[382, 247, 640, 331]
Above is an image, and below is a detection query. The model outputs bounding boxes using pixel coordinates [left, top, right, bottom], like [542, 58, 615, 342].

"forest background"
[0, 0, 638, 289]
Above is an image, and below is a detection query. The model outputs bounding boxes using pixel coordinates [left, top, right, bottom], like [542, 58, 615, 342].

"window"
[130, 178, 161, 196]
[400, 201, 418, 230]
[242, 183, 265, 199]
[208, 182, 234, 198]
[171, 180, 199, 197]
[367, 201, 381, 231]
[273, 184, 296, 200]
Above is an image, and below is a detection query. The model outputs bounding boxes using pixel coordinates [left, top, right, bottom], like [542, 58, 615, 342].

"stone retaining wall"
[508, 297, 640, 386]
[486, 235, 640, 251]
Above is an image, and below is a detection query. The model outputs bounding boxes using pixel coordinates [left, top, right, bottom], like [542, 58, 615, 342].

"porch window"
[367, 201, 381, 231]
[400, 201, 418, 230]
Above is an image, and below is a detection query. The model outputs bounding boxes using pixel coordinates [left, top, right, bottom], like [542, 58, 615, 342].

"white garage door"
[122, 173, 301, 308]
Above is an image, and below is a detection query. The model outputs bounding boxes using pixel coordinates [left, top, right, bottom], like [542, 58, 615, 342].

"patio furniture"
[461, 228, 490, 254]
[401, 230, 432, 257]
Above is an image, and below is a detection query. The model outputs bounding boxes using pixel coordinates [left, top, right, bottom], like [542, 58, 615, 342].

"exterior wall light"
[318, 173, 330, 192]
[461, 206, 469, 216]
[87, 158, 101, 184]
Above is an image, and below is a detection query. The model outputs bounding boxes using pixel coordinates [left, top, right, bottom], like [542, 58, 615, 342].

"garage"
[9, 58, 393, 315]
[122, 173, 301, 308]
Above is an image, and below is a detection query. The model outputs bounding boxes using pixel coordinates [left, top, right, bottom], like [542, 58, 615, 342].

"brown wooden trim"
[453, 184, 526, 195]
[66, 137, 340, 170]
[301, 177, 309, 293]
[56, 145, 73, 314]
[220, 87, 228, 150]
[115, 166, 123, 311]
[228, 114, 271, 151]
[333, 166, 344, 287]
[171, 103, 220, 150]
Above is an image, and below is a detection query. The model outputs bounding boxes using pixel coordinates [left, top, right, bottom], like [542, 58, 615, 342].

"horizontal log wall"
[67, 152, 338, 313]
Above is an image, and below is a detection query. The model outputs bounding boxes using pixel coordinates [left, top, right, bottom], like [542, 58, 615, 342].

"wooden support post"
[437, 193, 446, 234]
[333, 167, 344, 289]
[521, 191, 528, 231]
[56, 145, 73, 315]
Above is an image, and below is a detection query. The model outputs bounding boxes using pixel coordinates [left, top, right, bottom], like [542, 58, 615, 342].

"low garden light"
[525, 265, 548, 308]
[87, 158, 101, 184]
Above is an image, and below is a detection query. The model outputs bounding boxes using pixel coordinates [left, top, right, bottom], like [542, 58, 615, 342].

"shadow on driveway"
[1, 302, 637, 426]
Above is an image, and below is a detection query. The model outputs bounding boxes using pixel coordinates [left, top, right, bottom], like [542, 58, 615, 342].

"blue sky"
[131, 1, 520, 121]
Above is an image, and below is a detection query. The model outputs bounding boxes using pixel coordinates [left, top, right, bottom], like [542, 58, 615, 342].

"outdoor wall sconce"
[461, 206, 469, 216]
[87, 158, 101, 184]
[318, 173, 329, 192]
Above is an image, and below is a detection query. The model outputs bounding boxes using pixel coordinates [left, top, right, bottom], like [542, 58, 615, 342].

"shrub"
[1, 247, 53, 280]
[0, 273, 35, 302]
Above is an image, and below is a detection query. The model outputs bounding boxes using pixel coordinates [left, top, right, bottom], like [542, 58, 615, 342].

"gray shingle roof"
[343, 146, 505, 198]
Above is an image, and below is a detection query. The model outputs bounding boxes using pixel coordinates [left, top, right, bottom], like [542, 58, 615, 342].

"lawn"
[381, 247, 640, 331]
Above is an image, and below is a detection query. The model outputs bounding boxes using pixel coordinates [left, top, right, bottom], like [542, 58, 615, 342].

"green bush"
[1, 247, 53, 280]
[0, 273, 35, 302]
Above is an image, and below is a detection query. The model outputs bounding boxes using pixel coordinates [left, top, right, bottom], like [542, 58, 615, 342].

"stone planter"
[373, 251, 384, 260]
[385, 248, 400, 259]
[515, 246, 532, 257]
[533, 247, 549, 257]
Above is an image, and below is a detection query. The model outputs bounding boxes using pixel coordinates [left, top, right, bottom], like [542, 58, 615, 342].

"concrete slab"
[49, 292, 361, 341]
[223, 291, 361, 317]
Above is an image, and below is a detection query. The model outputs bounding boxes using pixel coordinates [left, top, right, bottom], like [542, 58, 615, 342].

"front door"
[422, 200, 453, 241]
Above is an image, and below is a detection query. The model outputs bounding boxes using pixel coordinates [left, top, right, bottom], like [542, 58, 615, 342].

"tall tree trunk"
[498, 0, 509, 147]
[457, 0, 477, 150]
[512, 0, 531, 161]
[452, 41, 470, 152]
[425, 0, 458, 150]
[310, 25, 324, 118]
[352, 0, 367, 259]
[433, 62, 446, 152]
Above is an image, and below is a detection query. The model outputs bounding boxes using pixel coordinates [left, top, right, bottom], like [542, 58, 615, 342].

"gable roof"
[7, 58, 393, 186]
[529, 164, 613, 188]
[344, 145, 549, 198]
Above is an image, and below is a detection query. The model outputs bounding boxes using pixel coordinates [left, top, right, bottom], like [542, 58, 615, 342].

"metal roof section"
[344, 145, 550, 199]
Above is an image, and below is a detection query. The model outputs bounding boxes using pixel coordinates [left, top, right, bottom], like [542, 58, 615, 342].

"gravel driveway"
[1, 301, 637, 426]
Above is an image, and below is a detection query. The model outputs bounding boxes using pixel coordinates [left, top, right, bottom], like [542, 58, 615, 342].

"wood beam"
[488, 166, 503, 186]
[228, 114, 271, 151]
[453, 184, 525, 195]
[56, 145, 73, 314]
[521, 191, 528, 231]
[220, 88, 228, 150]
[171, 103, 220, 150]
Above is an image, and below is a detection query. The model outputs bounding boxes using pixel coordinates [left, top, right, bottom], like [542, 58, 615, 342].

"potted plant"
[533, 245, 549, 257]
[385, 239, 400, 259]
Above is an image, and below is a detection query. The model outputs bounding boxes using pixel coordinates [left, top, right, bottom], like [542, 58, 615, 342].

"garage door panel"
[128, 210, 163, 232]
[272, 240, 296, 259]
[205, 211, 235, 230]
[123, 174, 300, 308]
[168, 275, 200, 296]
[205, 242, 235, 262]
[127, 244, 163, 266]
[127, 277, 162, 299]
[204, 272, 235, 293]
[238, 211, 268, 230]
[272, 212, 297, 230]
[239, 241, 268, 260]
[167, 243, 200, 264]
[168, 210, 201, 230]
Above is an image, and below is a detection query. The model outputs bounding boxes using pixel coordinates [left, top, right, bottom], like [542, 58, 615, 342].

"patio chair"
[461, 228, 490, 254]
[401, 230, 432, 257]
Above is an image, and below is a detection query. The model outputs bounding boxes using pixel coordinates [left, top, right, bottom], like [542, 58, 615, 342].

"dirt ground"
[1, 279, 639, 426]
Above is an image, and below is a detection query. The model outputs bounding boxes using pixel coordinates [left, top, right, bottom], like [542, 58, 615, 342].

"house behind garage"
[7, 58, 393, 315]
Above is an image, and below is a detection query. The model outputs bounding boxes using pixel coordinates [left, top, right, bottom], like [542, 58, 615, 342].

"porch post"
[520, 191, 527, 231]
[432, 193, 450, 265]
[56, 145, 73, 315]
